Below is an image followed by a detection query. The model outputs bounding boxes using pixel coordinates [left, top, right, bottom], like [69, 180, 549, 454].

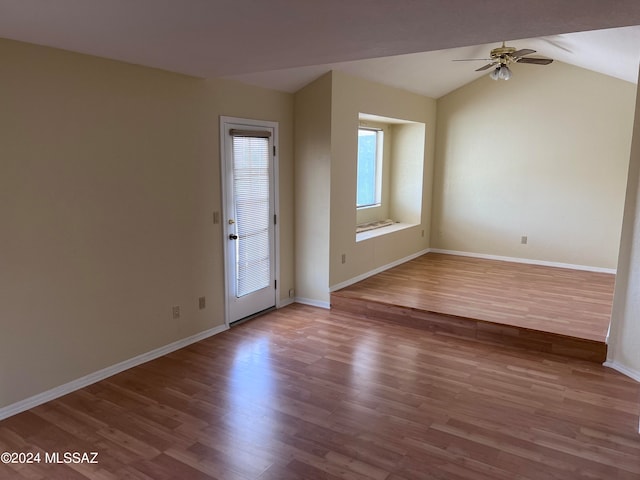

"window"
[356, 127, 383, 208]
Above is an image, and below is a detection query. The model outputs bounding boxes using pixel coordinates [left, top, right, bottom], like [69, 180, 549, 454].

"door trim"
[219, 116, 280, 327]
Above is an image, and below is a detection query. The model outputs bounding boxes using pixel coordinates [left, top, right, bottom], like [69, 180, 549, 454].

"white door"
[221, 117, 277, 324]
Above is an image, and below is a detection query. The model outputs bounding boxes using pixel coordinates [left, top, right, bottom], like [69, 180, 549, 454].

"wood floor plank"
[0, 304, 638, 479]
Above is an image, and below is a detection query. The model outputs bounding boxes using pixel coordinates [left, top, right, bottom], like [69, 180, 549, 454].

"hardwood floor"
[1, 304, 639, 479]
[333, 253, 615, 342]
[332, 253, 615, 362]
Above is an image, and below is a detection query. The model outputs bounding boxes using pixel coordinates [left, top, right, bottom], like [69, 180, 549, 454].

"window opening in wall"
[356, 127, 383, 208]
[355, 113, 426, 242]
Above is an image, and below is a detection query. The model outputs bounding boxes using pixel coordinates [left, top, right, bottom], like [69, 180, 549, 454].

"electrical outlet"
[212, 211, 220, 224]
[172, 305, 181, 320]
[341, 253, 346, 264]
[521, 235, 528, 245]
[198, 296, 206, 309]
[421, 229, 425, 238]
[288, 288, 295, 298]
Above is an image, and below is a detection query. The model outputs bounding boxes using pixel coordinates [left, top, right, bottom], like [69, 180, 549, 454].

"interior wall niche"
[356, 113, 425, 240]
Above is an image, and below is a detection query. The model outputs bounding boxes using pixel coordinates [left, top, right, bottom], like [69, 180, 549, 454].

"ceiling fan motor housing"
[490, 45, 516, 64]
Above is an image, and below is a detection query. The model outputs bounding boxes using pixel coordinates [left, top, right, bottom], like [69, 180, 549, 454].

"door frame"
[219, 116, 280, 327]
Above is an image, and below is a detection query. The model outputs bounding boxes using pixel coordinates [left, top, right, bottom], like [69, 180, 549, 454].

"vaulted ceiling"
[1, 1, 640, 98]
[228, 26, 640, 98]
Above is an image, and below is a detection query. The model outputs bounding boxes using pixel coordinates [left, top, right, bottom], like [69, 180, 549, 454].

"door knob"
[229, 234, 238, 240]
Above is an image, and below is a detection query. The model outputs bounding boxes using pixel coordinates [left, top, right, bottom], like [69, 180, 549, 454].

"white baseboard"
[429, 249, 616, 274]
[277, 297, 296, 308]
[294, 297, 331, 309]
[603, 361, 640, 383]
[329, 248, 432, 292]
[0, 324, 229, 421]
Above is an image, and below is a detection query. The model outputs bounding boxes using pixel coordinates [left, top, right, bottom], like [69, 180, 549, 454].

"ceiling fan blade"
[517, 57, 553, 65]
[511, 48, 536, 58]
[452, 58, 493, 62]
[475, 62, 497, 71]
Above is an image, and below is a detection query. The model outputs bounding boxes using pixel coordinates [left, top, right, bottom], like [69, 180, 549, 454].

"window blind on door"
[231, 134, 271, 297]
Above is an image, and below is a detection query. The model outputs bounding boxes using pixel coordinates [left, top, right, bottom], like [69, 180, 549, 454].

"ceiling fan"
[454, 42, 553, 80]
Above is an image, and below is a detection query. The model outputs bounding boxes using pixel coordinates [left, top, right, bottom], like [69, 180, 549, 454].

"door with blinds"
[221, 117, 277, 324]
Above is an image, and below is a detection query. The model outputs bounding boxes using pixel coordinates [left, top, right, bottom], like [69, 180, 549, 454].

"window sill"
[356, 222, 416, 242]
[357, 204, 382, 211]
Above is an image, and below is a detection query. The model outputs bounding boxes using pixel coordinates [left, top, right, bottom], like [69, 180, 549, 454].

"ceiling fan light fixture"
[499, 65, 512, 80]
[490, 64, 512, 81]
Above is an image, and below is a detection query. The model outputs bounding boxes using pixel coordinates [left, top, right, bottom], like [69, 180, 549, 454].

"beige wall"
[293, 73, 333, 303]
[329, 72, 436, 288]
[432, 61, 635, 269]
[608, 69, 640, 378]
[294, 72, 436, 301]
[0, 38, 294, 409]
[389, 122, 426, 225]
